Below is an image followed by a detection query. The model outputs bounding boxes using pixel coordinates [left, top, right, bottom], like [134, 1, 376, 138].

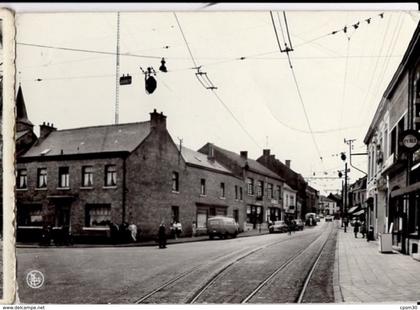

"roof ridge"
[53, 120, 150, 132]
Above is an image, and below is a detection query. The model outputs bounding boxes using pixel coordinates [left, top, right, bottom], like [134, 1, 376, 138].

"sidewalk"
[17, 227, 270, 248]
[334, 227, 420, 303]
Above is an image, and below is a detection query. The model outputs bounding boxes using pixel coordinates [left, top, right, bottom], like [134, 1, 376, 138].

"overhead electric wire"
[173, 12, 261, 149]
[17, 42, 162, 59]
[173, 12, 199, 69]
[269, 11, 323, 162]
[357, 15, 392, 125]
[283, 11, 293, 50]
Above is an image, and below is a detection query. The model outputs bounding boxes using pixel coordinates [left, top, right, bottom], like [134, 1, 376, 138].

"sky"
[15, 11, 420, 196]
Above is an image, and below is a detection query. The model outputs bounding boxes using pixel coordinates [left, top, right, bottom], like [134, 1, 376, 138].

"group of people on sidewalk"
[342, 218, 374, 241]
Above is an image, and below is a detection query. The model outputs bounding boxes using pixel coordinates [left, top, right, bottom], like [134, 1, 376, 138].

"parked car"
[269, 220, 288, 233]
[325, 215, 334, 222]
[208, 216, 239, 239]
[295, 219, 304, 230]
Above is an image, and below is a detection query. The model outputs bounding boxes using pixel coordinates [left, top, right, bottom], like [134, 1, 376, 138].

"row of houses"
[364, 21, 420, 257]
[15, 86, 319, 242]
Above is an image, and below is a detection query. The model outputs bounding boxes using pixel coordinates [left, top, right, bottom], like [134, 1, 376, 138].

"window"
[235, 185, 238, 200]
[209, 207, 216, 216]
[257, 180, 264, 198]
[17, 169, 28, 189]
[172, 206, 179, 223]
[172, 171, 179, 192]
[200, 179, 206, 195]
[82, 166, 94, 187]
[17, 204, 43, 226]
[267, 183, 274, 199]
[247, 177, 254, 195]
[390, 127, 397, 155]
[239, 187, 243, 200]
[85, 204, 111, 227]
[105, 165, 117, 187]
[277, 185, 282, 200]
[58, 166, 70, 188]
[220, 182, 225, 198]
[290, 195, 294, 206]
[37, 168, 47, 188]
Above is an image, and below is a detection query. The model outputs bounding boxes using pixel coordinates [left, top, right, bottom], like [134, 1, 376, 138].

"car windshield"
[274, 221, 284, 225]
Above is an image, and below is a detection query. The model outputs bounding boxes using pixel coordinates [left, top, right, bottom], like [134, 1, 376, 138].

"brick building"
[256, 149, 313, 219]
[16, 108, 247, 241]
[198, 144, 285, 230]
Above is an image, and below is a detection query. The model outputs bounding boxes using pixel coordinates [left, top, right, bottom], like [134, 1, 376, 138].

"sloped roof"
[22, 121, 151, 157]
[212, 144, 284, 181]
[16, 130, 29, 141]
[284, 183, 297, 192]
[180, 146, 232, 174]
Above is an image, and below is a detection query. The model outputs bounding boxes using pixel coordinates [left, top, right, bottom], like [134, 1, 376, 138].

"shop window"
[85, 204, 111, 227]
[172, 171, 179, 192]
[105, 165, 117, 187]
[17, 204, 43, 226]
[37, 168, 47, 188]
[58, 166, 70, 188]
[82, 166, 94, 187]
[17, 169, 28, 189]
[209, 207, 216, 217]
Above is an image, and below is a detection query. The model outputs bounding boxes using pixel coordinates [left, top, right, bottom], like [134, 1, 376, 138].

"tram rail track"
[188, 223, 334, 304]
[134, 234, 301, 304]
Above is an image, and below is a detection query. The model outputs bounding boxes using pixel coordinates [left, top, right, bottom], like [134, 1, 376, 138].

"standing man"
[158, 222, 167, 249]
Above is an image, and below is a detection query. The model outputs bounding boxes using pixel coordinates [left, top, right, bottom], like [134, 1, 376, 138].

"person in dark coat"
[158, 222, 167, 249]
[354, 219, 360, 238]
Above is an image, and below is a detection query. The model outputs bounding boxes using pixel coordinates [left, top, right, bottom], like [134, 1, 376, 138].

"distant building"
[257, 150, 314, 219]
[319, 195, 338, 217]
[283, 183, 298, 219]
[198, 144, 285, 231]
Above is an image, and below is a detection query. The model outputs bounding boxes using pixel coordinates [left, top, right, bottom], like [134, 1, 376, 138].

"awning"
[353, 210, 364, 216]
[390, 181, 420, 198]
[347, 206, 359, 214]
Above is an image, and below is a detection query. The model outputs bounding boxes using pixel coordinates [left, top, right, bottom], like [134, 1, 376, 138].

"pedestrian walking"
[354, 219, 360, 238]
[158, 222, 167, 249]
[360, 221, 366, 238]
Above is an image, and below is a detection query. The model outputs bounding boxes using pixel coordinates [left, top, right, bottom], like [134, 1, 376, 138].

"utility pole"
[114, 12, 120, 124]
[345, 138, 367, 175]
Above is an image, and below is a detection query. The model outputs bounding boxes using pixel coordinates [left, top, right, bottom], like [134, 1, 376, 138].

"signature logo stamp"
[26, 270, 45, 289]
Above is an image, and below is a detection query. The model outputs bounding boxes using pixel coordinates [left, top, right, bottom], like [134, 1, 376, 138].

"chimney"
[208, 143, 215, 161]
[240, 151, 248, 160]
[263, 149, 270, 157]
[285, 160, 291, 168]
[150, 109, 167, 131]
[39, 122, 57, 141]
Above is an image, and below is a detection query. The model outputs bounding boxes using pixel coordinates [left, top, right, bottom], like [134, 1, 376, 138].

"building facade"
[364, 21, 420, 256]
[16, 110, 246, 241]
[198, 144, 285, 231]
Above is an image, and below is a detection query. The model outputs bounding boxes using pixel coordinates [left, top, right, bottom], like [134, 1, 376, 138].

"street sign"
[399, 130, 420, 153]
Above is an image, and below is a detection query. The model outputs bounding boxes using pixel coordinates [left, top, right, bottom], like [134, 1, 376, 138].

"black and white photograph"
[13, 9, 420, 305]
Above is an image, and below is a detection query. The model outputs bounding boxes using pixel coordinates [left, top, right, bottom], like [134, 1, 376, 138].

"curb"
[16, 231, 272, 249]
